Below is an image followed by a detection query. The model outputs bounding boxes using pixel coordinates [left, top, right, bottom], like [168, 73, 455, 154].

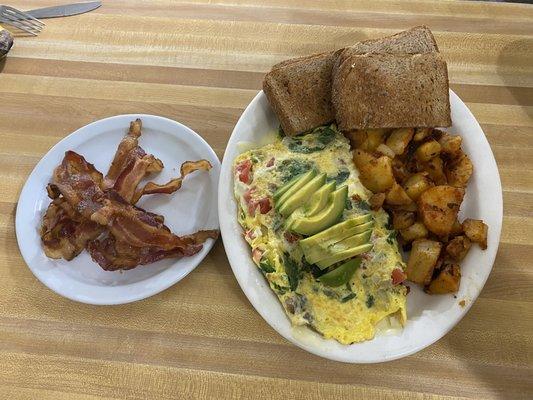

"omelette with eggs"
[233, 125, 407, 344]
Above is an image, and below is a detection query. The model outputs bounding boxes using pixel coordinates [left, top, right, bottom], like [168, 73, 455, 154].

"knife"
[25, 1, 101, 19]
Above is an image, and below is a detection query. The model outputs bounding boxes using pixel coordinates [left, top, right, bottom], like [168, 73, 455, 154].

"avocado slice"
[303, 230, 372, 264]
[290, 186, 348, 236]
[317, 243, 373, 269]
[305, 181, 336, 216]
[275, 170, 316, 209]
[273, 174, 302, 202]
[299, 214, 373, 250]
[318, 258, 361, 287]
[278, 173, 327, 217]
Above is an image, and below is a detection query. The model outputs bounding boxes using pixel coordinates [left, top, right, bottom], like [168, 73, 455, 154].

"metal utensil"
[0, 5, 44, 36]
[26, 1, 101, 19]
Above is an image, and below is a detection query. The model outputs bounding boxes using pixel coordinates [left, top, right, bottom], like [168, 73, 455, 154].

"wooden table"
[1, 1, 532, 399]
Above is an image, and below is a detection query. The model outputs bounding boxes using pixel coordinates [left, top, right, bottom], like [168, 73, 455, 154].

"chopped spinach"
[272, 215, 283, 232]
[271, 282, 289, 295]
[386, 230, 397, 245]
[385, 216, 393, 230]
[277, 159, 314, 183]
[345, 197, 353, 210]
[328, 169, 350, 185]
[341, 293, 356, 303]
[285, 126, 336, 154]
[259, 259, 275, 273]
[322, 288, 337, 299]
[357, 200, 371, 212]
[366, 294, 375, 308]
[283, 254, 301, 291]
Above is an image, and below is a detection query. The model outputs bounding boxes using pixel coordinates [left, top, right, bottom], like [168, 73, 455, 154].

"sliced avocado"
[305, 181, 336, 216]
[299, 214, 373, 250]
[290, 186, 348, 236]
[303, 230, 372, 264]
[275, 170, 316, 209]
[318, 258, 361, 287]
[273, 174, 302, 202]
[278, 173, 327, 217]
[317, 243, 373, 269]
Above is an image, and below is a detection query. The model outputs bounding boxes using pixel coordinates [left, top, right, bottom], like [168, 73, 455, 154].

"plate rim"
[15, 113, 220, 305]
[218, 90, 503, 363]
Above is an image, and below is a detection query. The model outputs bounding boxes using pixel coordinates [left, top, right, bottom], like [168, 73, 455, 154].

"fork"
[0, 5, 44, 36]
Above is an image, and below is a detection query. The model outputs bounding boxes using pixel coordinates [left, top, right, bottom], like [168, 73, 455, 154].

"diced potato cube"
[416, 140, 442, 162]
[400, 222, 428, 242]
[406, 239, 443, 284]
[427, 263, 461, 294]
[364, 129, 388, 151]
[446, 153, 473, 188]
[354, 150, 395, 193]
[445, 236, 472, 261]
[392, 158, 410, 183]
[403, 173, 433, 201]
[376, 143, 396, 158]
[346, 130, 367, 149]
[462, 219, 488, 249]
[392, 211, 415, 230]
[414, 128, 431, 141]
[422, 156, 447, 185]
[439, 133, 462, 156]
[386, 181, 414, 206]
[368, 192, 386, 210]
[418, 186, 465, 236]
[450, 218, 463, 236]
[386, 128, 414, 155]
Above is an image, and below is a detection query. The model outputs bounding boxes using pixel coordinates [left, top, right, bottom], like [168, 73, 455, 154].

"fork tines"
[0, 5, 44, 36]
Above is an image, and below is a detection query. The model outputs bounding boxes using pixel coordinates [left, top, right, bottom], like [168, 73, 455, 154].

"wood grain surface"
[1, 1, 532, 399]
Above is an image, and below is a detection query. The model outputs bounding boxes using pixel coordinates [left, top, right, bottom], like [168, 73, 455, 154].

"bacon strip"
[132, 159, 212, 203]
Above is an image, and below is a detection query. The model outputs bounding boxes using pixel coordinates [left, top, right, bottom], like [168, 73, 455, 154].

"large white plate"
[16, 114, 220, 305]
[218, 91, 502, 363]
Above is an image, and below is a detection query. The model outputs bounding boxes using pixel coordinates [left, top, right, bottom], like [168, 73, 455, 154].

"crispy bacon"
[132, 159, 212, 204]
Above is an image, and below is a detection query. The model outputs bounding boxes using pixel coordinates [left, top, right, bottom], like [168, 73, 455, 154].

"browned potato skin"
[439, 133, 462, 156]
[403, 173, 433, 201]
[418, 186, 465, 236]
[427, 263, 461, 294]
[446, 153, 473, 188]
[462, 219, 488, 249]
[392, 211, 415, 230]
[392, 158, 410, 183]
[386, 181, 413, 206]
[353, 149, 394, 193]
[421, 156, 447, 185]
[386, 128, 414, 155]
[446, 236, 472, 261]
[406, 239, 443, 284]
[400, 222, 428, 242]
[368, 192, 385, 210]
[415, 140, 442, 162]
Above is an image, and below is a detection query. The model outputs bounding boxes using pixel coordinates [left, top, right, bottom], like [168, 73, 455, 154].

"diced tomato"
[252, 248, 264, 263]
[257, 197, 272, 214]
[236, 159, 252, 184]
[243, 186, 255, 204]
[266, 157, 275, 167]
[284, 231, 300, 244]
[392, 268, 407, 285]
[245, 229, 256, 240]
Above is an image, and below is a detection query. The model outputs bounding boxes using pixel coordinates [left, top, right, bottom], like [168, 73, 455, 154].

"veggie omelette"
[233, 125, 407, 344]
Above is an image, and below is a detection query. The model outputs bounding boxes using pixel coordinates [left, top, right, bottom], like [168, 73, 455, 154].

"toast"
[263, 51, 339, 136]
[332, 53, 451, 130]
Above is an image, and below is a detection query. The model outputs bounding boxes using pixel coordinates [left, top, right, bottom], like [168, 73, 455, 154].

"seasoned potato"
[445, 235, 472, 261]
[368, 192, 386, 210]
[354, 149, 394, 193]
[386, 128, 414, 155]
[364, 129, 388, 151]
[400, 222, 428, 242]
[403, 173, 433, 201]
[450, 219, 463, 236]
[418, 186, 465, 236]
[415, 140, 442, 162]
[446, 153, 473, 188]
[376, 143, 396, 158]
[414, 127, 431, 142]
[439, 133, 462, 156]
[386, 181, 414, 206]
[392, 158, 410, 183]
[462, 219, 488, 249]
[426, 263, 461, 294]
[392, 211, 415, 230]
[405, 239, 442, 284]
[421, 156, 447, 185]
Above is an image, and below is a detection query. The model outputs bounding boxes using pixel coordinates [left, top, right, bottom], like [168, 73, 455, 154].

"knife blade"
[25, 1, 101, 19]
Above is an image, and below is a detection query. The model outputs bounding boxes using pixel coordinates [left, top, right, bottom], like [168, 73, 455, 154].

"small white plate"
[16, 114, 220, 305]
[218, 91, 503, 363]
